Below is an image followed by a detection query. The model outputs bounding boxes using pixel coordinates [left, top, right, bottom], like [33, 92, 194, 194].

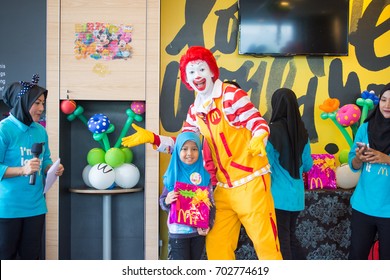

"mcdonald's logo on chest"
[378, 166, 388, 176]
[208, 108, 222, 125]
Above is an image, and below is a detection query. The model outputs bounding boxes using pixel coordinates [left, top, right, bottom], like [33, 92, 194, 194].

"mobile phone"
[356, 142, 368, 154]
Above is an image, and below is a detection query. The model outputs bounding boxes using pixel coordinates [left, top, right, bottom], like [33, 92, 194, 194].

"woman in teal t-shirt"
[0, 75, 64, 260]
[348, 83, 390, 260]
[266, 88, 313, 260]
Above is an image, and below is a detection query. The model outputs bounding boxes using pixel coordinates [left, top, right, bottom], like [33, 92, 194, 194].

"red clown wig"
[179, 46, 220, 90]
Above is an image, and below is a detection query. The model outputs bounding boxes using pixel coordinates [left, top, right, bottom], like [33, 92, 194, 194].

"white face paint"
[185, 60, 214, 95]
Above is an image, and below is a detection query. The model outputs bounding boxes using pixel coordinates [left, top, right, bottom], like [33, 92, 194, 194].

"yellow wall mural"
[159, 0, 390, 259]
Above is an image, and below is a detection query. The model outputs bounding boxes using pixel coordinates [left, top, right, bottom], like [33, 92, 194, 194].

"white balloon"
[336, 164, 360, 189]
[82, 165, 92, 187]
[114, 163, 140, 189]
[88, 163, 116, 190]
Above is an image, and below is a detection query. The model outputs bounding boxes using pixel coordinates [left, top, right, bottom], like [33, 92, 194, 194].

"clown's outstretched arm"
[121, 123, 175, 154]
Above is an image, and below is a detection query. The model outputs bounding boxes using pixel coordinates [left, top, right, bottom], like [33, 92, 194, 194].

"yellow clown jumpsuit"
[197, 94, 282, 260]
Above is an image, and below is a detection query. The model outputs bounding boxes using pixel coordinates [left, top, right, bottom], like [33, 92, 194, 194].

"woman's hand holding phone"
[356, 142, 368, 155]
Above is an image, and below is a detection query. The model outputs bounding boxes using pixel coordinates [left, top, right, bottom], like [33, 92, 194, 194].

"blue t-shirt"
[0, 114, 53, 218]
[267, 140, 313, 211]
[348, 122, 390, 218]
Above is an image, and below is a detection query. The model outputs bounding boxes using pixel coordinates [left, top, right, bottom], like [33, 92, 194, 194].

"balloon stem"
[77, 115, 88, 126]
[331, 119, 353, 147]
[102, 135, 111, 152]
[115, 117, 134, 148]
[360, 106, 369, 125]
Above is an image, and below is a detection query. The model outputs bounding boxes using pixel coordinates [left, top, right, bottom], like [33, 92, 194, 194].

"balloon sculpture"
[319, 90, 379, 151]
[318, 90, 379, 189]
[61, 97, 144, 189]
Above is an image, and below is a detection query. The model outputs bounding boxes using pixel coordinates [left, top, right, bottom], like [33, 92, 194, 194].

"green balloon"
[121, 147, 134, 163]
[105, 147, 125, 168]
[339, 149, 349, 164]
[87, 148, 106, 165]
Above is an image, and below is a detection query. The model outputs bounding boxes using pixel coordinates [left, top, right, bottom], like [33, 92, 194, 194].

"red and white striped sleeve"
[222, 86, 269, 137]
[182, 104, 201, 134]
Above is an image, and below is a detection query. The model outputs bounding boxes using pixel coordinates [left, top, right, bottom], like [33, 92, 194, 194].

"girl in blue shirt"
[0, 75, 64, 259]
[348, 83, 390, 259]
[266, 88, 313, 260]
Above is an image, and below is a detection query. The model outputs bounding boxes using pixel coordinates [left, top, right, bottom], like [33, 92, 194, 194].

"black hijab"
[2, 74, 47, 126]
[365, 83, 390, 155]
[269, 88, 308, 179]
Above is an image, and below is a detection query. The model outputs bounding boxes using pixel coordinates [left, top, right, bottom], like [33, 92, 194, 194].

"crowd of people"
[1, 47, 389, 260]
[122, 46, 390, 260]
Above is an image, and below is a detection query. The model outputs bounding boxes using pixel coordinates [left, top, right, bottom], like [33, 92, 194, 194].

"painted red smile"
[194, 78, 206, 91]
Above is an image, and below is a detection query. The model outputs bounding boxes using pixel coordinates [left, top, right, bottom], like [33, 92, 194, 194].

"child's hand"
[197, 227, 210, 236]
[165, 191, 178, 205]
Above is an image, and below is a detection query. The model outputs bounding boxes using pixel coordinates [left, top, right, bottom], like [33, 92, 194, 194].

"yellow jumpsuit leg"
[205, 186, 242, 259]
[206, 174, 282, 260]
[237, 174, 282, 260]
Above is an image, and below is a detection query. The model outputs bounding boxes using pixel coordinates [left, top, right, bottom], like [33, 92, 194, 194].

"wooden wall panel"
[59, 0, 147, 100]
[144, 0, 160, 260]
[46, 0, 60, 260]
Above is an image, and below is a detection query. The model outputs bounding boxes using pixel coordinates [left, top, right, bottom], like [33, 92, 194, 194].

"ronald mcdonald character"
[122, 46, 282, 260]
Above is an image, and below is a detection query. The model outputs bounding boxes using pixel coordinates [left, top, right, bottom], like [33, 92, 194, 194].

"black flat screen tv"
[238, 0, 349, 56]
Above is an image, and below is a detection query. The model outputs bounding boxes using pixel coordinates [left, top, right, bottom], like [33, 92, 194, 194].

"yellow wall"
[159, 0, 390, 259]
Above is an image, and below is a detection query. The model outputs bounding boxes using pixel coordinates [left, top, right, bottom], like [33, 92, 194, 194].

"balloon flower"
[60, 97, 88, 125]
[336, 104, 361, 138]
[60, 100, 145, 189]
[88, 113, 114, 152]
[319, 98, 355, 147]
[356, 90, 379, 125]
[114, 101, 145, 148]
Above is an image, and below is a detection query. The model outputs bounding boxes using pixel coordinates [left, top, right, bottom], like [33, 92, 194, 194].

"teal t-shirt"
[348, 122, 390, 218]
[0, 114, 52, 218]
[267, 140, 313, 211]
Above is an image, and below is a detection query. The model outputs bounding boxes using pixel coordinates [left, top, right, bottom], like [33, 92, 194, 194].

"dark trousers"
[0, 214, 45, 260]
[168, 235, 205, 260]
[349, 209, 390, 260]
[275, 209, 305, 260]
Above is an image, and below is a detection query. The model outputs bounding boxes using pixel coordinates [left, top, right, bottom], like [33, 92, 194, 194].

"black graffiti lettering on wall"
[165, 0, 216, 55]
[300, 77, 320, 143]
[161, 0, 388, 152]
[328, 59, 361, 106]
[264, 58, 298, 119]
[209, 3, 238, 54]
[324, 143, 340, 155]
[307, 57, 325, 77]
[349, 0, 390, 71]
[219, 60, 267, 106]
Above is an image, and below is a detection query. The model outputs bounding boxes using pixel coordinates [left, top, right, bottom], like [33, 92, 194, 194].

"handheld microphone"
[29, 142, 44, 185]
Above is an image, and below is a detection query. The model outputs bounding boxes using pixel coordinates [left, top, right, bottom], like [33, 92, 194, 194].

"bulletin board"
[59, 0, 147, 101]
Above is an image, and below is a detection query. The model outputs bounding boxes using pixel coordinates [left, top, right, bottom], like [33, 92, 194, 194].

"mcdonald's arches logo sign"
[310, 177, 323, 190]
